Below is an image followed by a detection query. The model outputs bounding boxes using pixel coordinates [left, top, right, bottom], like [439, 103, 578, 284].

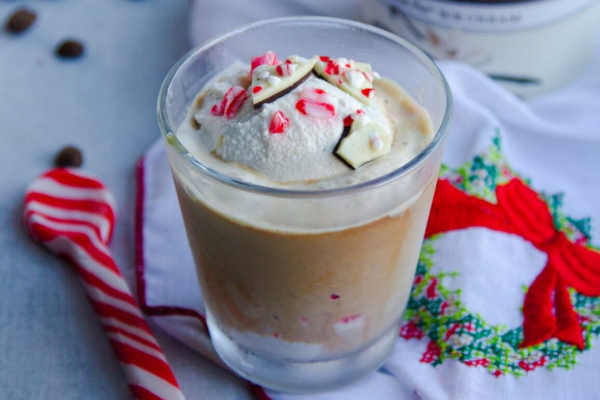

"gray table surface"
[12, 2, 598, 399]
[0, 1, 254, 399]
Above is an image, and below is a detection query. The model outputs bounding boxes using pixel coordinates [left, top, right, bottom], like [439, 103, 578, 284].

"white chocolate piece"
[251, 56, 317, 107]
[287, 55, 308, 63]
[346, 70, 365, 88]
[313, 57, 375, 106]
[335, 117, 392, 169]
[267, 75, 281, 86]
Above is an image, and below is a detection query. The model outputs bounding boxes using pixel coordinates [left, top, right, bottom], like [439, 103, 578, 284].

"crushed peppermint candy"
[338, 57, 352, 68]
[334, 109, 391, 169]
[250, 50, 280, 77]
[343, 115, 354, 127]
[314, 56, 376, 105]
[269, 111, 290, 134]
[369, 131, 384, 150]
[267, 75, 281, 86]
[186, 51, 407, 184]
[362, 71, 374, 83]
[333, 313, 366, 345]
[343, 109, 367, 127]
[325, 59, 341, 75]
[361, 88, 374, 98]
[345, 70, 365, 88]
[211, 86, 248, 119]
[276, 62, 297, 77]
[251, 54, 317, 108]
[339, 314, 363, 324]
[295, 87, 336, 119]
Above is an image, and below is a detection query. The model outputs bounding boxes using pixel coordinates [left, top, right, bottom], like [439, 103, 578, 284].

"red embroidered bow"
[425, 179, 600, 349]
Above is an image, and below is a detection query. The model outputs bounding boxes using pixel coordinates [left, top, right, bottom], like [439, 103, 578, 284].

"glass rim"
[157, 16, 453, 198]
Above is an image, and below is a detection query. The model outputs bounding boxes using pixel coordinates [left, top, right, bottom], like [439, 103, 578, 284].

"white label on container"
[381, 0, 599, 32]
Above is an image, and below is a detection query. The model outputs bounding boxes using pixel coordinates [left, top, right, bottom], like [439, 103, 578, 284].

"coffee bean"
[55, 40, 84, 59]
[5, 8, 37, 33]
[55, 146, 83, 168]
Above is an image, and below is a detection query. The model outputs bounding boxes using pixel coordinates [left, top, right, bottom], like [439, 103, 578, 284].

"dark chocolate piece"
[332, 124, 355, 170]
[312, 70, 328, 82]
[253, 69, 311, 110]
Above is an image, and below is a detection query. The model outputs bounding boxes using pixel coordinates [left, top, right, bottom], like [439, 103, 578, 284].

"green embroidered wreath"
[401, 133, 600, 377]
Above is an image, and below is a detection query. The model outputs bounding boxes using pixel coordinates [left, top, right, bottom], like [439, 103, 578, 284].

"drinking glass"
[158, 17, 452, 393]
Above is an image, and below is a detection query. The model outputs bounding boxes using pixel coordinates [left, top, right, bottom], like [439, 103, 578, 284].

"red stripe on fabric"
[103, 325, 162, 353]
[45, 168, 105, 189]
[134, 157, 148, 309]
[111, 342, 178, 387]
[140, 306, 208, 333]
[134, 157, 150, 311]
[129, 384, 164, 400]
[134, 157, 209, 333]
[74, 263, 137, 307]
[249, 382, 275, 400]
[89, 300, 154, 336]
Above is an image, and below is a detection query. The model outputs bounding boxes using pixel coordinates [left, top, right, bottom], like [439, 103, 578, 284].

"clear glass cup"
[158, 17, 452, 393]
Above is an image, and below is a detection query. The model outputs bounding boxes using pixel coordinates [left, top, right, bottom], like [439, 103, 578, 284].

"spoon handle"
[25, 168, 186, 400]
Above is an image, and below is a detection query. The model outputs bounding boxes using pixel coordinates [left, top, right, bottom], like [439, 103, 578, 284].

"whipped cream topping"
[176, 52, 433, 189]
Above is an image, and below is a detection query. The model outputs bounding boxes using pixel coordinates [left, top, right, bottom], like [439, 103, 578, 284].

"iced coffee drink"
[158, 18, 452, 393]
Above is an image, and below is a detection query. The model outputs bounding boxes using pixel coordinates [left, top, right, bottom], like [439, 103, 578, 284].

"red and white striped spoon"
[23, 167, 186, 400]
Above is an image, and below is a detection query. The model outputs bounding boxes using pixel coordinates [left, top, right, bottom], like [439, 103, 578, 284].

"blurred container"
[361, 0, 600, 97]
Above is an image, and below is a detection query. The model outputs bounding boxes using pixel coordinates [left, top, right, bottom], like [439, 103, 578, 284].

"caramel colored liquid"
[174, 177, 437, 356]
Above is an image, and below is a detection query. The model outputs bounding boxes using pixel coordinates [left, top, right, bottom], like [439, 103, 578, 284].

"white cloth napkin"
[137, 1, 600, 398]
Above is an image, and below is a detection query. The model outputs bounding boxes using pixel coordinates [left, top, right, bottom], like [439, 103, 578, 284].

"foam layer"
[176, 57, 433, 190]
